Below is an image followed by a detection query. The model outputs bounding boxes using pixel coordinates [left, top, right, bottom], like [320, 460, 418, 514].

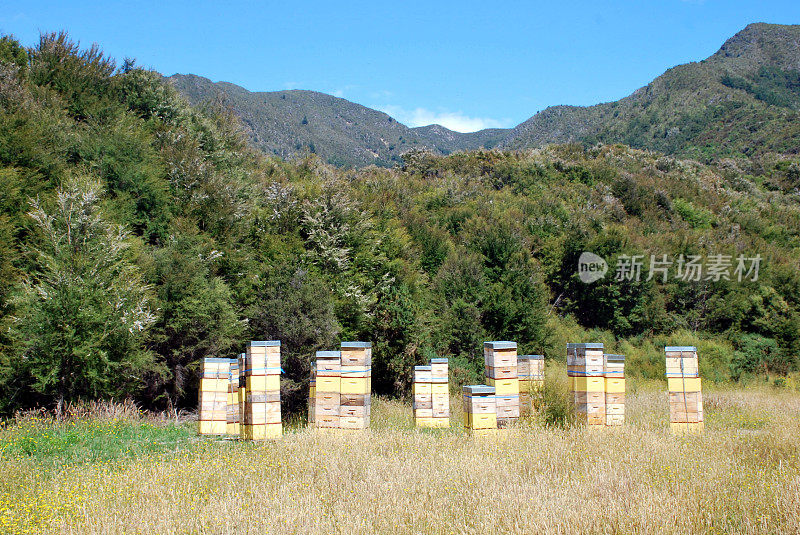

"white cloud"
[378, 105, 510, 133]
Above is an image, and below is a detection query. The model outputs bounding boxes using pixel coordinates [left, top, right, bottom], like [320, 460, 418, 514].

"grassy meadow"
[1, 364, 799, 534]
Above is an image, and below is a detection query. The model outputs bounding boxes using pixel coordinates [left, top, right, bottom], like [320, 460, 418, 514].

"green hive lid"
[316, 350, 341, 358]
[463, 385, 496, 395]
[341, 341, 372, 348]
[566, 343, 604, 349]
[430, 358, 449, 364]
[484, 341, 517, 350]
[250, 340, 281, 347]
[665, 346, 697, 352]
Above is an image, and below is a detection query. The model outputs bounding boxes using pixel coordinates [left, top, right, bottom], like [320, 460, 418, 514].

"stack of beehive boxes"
[226, 358, 240, 436]
[340, 342, 372, 429]
[518, 354, 544, 416]
[413, 365, 433, 427]
[463, 385, 497, 435]
[430, 358, 449, 427]
[313, 350, 341, 428]
[604, 354, 625, 427]
[308, 365, 316, 424]
[242, 341, 282, 440]
[484, 341, 519, 427]
[413, 358, 450, 428]
[666, 346, 704, 434]
[237, 352, 246, 439]
[198, 357, 230, 435]
[567, 343, 606, 428]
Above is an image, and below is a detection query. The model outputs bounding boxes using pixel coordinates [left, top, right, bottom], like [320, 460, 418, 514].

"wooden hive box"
[413, 365, 434, 427]
[484, 341, 518, 427]
[567, 343, 605, 427]
[340, 342, 372, 429]
[603, 354, 625, 427]
[665, 346, 704, 434]
[430, 358, 449, 427]
[314, 350, 341, 428]
[237, 353, 247, 439]
[198, 357, 230, 435]
[244, 341, 282, 440]
[463, 385, 497, 434]
[226, 358, 240, 436]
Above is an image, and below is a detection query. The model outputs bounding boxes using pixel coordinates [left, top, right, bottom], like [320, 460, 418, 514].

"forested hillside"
[1, 33, 799, 415]
[503, 23, 800, 159]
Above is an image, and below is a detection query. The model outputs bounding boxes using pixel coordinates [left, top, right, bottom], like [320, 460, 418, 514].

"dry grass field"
[2, 365, 800, 534]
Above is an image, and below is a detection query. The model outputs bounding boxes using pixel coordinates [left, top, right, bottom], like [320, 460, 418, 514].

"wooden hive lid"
[250, 340, 281, 347]
[484, 341, 517, 350]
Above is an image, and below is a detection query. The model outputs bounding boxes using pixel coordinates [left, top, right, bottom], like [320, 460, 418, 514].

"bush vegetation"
[1, 33, 799, 415]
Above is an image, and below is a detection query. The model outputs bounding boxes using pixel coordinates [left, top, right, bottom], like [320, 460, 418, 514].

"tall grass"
[1, 384, 799, 534]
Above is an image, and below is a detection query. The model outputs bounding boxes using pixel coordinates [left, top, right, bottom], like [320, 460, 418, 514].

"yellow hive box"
[416, 417, 437, 427]
[486, 378, 519, 395]
[667, 377, 702, 392]
[466, 412, 497, 430]
[226, 422, 239, 435]
[250, 423, 282, 440]
[412, 382, 432, 395]
[605, 378, 626, 393]
[200, 378, 228, 393]
[670, 421, 704, 434]
[340, 377, 370, 395]
[246, 375, 280, 392]
[430, 418, 450, 428]
[316, 376, 340, 392]
[570, 376, 605, 392]
[431, 383, 448, 395]
[199, 420, 227, 435]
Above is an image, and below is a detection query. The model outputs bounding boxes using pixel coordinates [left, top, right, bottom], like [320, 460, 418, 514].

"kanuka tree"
[7, 176, 156, 413]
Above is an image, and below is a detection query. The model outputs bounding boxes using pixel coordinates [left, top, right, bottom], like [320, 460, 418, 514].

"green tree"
[7, 176, 155, 412]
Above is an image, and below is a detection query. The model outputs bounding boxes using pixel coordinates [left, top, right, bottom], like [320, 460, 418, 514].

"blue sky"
[1, 1, 799, 132]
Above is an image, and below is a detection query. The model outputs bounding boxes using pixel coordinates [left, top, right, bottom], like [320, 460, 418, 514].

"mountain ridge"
[169, 23, 800, 166]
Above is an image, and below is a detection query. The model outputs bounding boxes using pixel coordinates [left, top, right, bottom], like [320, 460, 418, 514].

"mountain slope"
[503, 23, 800, 159]
[170, 23, 800, 167]
[168, 74, 507, 167]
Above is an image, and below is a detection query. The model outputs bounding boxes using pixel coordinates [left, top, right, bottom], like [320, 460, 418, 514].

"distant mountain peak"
[169, 23, 800, 166]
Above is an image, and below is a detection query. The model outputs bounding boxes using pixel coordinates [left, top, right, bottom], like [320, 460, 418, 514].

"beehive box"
[430, 358, 449, 428]
[243, 341, 282, 440]
[518, 355, 544, 416]
[226, 358, 240, 436]
[340, 342, 372, 429]
[665, 346, 704, 434]
[237, 353, 246, 440]
[567, 343, 605, 427]
[198, 357, 230, 435]
[314, 350, 341, 429]
[603, 354, 625, 427]
[463, 385, 497, 435]
[413, 365, 434, 427]
[484, 341, 519, 427]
